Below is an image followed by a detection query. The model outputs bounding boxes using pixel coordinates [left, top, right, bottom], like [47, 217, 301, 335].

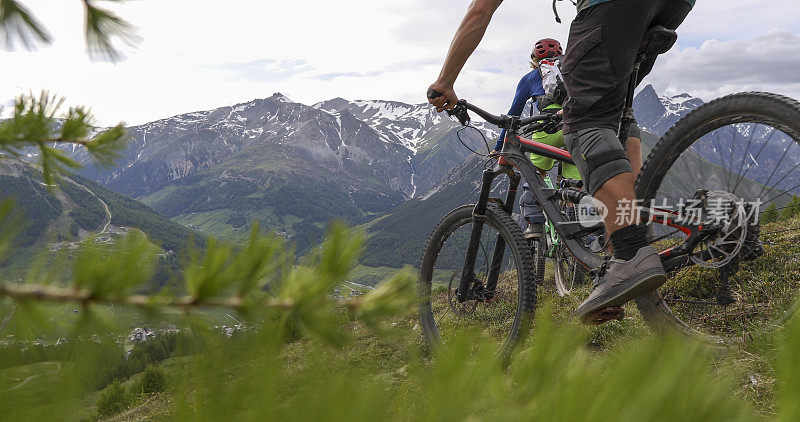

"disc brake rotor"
[447, 271, 479, 317]
[690, 190, 748, 269]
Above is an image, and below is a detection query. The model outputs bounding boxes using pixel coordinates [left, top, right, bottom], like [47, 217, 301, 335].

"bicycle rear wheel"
[635, 92, 800, 344]
[418, 204, 538, 358]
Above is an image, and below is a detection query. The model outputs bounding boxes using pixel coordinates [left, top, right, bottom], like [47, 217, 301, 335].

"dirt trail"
[50, 179, 114, 251]
[72, 180, 112, 233]
[2, 362, 61, 392]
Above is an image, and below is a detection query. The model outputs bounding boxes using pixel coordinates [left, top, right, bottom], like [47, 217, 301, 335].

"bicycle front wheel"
[418, 204, 538, 359]
[635, 92, 800, 345]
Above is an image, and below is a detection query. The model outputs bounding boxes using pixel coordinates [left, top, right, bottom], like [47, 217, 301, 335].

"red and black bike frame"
[453, 106, 706, 304]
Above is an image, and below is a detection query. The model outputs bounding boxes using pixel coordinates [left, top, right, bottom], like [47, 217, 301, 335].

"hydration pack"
[538, 57, 567, 109]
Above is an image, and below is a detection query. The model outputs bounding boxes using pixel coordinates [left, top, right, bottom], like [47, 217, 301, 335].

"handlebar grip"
[427, 88, 444, 100]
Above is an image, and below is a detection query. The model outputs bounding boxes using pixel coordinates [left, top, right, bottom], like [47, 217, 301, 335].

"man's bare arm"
[428, 0, 503, 110]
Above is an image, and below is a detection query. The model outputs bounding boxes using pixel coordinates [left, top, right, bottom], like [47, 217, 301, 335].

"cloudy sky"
[2, 0, 799, 125]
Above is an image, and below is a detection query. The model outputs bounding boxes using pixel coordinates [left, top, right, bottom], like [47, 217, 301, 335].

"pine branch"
[0, 0, 52, 50]
[0, 91, 128, 183]
[0, 283, 373, 313]
[0, 0, 138, 61]
[0, 304, 14, 331]
[82, 0, 140, 62]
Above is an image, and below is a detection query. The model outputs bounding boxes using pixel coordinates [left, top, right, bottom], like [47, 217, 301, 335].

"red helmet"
[533, 38, 563, 60]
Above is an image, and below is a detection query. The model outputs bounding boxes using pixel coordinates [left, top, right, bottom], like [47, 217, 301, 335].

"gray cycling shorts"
[564, 128, 632, 195]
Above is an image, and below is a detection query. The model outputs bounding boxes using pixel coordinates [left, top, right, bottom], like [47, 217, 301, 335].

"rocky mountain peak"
[633, 85, 704, 135]
[268, 92, 292, 103]
[313, 97, 350, 112]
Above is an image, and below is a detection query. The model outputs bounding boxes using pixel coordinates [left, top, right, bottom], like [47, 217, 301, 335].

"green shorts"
[529, 129, 582, 180]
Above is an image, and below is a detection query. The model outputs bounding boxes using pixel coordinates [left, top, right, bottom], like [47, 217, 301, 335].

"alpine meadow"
[2, 1, 800, 421]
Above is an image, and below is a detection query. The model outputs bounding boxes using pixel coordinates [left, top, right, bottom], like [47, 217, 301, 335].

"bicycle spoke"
[757, 140, 795, 199]
[708, 126, 734, 192]
[760, 202, 800, 214]
[764, 176, 800, 206]
[732, 126, 777, 194]
[729, 124, 761, 189]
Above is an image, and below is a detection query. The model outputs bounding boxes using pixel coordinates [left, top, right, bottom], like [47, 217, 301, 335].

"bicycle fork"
[457, 166, 520, 303]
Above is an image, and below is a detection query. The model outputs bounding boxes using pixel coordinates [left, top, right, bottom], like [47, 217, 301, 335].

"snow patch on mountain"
[633, 85, 704, 136]
[661, 92, 704, 117]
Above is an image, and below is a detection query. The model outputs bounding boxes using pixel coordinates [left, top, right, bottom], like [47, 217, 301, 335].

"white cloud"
[0, 0, 797, 124]
[643, 31, 800, 102]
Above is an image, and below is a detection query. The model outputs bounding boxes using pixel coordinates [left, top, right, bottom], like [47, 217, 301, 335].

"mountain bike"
[533, 165, 592, 297]
[419, 26, 800, 357]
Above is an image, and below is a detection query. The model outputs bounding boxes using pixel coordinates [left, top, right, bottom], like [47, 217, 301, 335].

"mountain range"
[13, 85, 793, 278]
[51, 93, 495, 252]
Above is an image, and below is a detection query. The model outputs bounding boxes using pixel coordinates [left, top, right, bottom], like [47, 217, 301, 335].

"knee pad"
[564, 128, 632, 195]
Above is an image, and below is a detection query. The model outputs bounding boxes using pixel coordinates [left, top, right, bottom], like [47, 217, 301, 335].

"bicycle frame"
[507, 133, 709, 274]
[453, 38, 706, 303]
[504, 134, 605, 269]
[541, 172, 562, 258]
[455, 127, 708, 303]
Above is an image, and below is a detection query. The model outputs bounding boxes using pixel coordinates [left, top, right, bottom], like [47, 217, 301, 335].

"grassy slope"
[13, 215, 797, 419]
[347, 264, 404, 287]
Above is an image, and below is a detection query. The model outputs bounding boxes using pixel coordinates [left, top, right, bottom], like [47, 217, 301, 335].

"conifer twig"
[0, 283, 298, 310]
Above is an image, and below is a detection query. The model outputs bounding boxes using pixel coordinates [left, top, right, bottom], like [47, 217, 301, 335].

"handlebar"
[448, 100, 559, 130]
[426, 89, 560, 131]
[428, 89, 561, 130]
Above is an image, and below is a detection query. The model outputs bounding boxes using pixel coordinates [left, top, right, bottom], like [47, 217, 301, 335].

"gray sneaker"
[576, 246, 667, 324]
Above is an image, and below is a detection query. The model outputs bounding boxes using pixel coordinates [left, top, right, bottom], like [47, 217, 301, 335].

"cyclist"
[427, 0, 692, 323]
[492, 38, 581, 240]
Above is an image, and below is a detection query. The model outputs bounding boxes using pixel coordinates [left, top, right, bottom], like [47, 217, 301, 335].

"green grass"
[0, 361, 65, 419]
[4, 216, 800, 419]
[0, 361, 61, 391]
[347, 265, 404, 287]
[137, 185, 181, 207]
[171, 211, 251, 243]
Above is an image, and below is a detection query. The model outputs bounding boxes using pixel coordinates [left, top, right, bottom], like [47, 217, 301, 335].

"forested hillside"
[65, 173, 205, 255]
[0, 159, 204, 289]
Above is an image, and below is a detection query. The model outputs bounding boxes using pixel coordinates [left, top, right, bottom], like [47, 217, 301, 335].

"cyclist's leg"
[533, 104, 579, 180]
[529, 131, 558, 175]
[524, 130, 562, 232]
[561, 0, 691, 320]
[627, 122, 643, 179]
[519, 183, 545, 225]
[562, 0, 691, 240]
[544, 130, 582, 180]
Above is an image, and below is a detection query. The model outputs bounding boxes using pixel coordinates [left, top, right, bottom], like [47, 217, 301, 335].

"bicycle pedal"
[585, 307, 625, 325]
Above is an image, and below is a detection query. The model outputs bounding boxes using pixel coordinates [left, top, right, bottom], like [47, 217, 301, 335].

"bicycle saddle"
[638, 26, 678, 58]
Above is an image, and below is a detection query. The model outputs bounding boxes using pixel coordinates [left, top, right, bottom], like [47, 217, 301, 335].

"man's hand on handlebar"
[427, 83, 459, 112]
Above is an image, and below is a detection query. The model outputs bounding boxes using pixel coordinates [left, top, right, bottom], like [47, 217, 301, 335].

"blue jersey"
[494, 70, 546, 151]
